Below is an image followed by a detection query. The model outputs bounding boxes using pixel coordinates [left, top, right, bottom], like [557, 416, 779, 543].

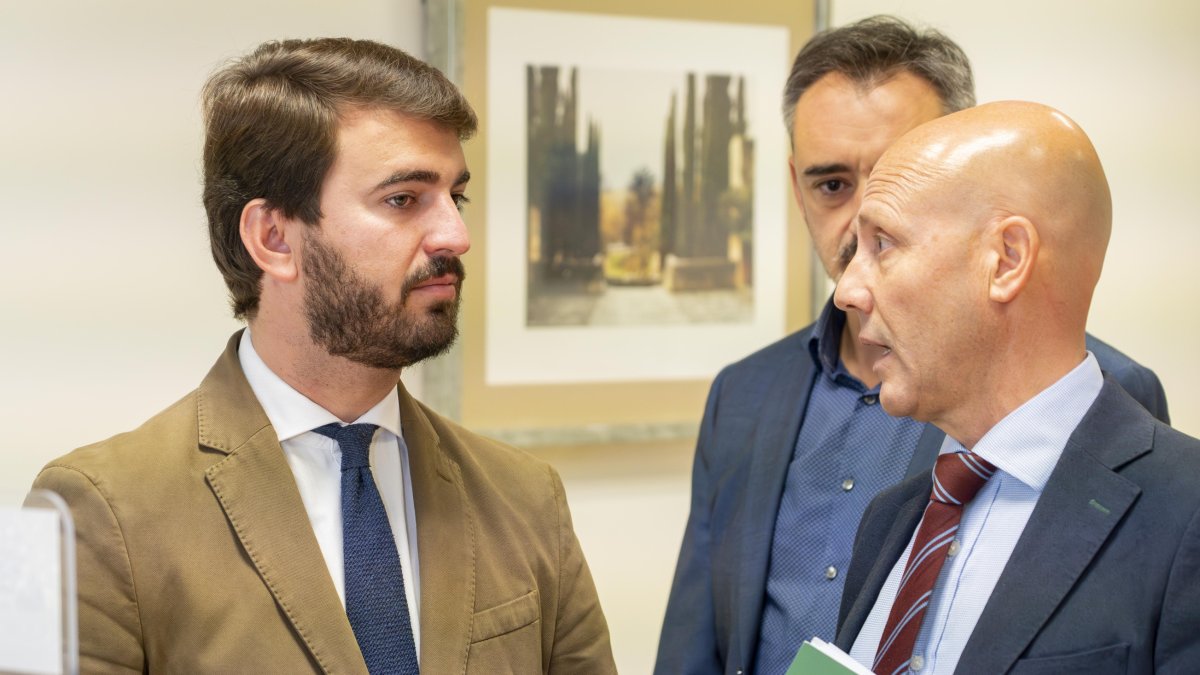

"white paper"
[0, 506, 63, 675]
[810, 637, 874, 675]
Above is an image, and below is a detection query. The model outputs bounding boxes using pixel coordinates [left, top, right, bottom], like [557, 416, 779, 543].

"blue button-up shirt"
[754, 300, 925, 674]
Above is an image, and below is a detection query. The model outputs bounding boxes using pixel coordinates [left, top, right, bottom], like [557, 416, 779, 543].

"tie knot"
[313, 422, 379, 470]
[931, 451, 997, 506]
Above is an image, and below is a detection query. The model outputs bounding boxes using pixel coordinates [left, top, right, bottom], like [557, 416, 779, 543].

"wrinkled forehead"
[862, 158, 1004, 249]
[859, 156, 945, 221]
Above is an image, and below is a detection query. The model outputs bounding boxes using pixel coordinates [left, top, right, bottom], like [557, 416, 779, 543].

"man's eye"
[452, 193, 470, 212]
[387, 194, 415, 208]
[876, 235, 894, 252]
[816, 179, 849, 196]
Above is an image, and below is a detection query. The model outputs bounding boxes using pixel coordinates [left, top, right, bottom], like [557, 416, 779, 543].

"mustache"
[401, 256, 466, 298]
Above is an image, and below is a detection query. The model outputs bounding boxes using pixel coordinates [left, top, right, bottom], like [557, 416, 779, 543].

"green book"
[786, 638, 874, 675]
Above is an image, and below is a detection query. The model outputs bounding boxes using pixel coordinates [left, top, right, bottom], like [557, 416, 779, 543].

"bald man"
[656, 17, 1168, 675]
[833, 102, 1200, 674]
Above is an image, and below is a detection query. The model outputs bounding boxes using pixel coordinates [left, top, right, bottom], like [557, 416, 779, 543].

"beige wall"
[1, 2, 1197, 674]
[0, 0, 424, 506]
[828, 0, 1200, 439]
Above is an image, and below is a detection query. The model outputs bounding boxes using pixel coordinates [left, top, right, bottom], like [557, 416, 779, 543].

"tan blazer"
[34, 333, 615, 674]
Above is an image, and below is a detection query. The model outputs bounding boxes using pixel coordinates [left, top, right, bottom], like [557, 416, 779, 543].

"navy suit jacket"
[654, 316, 1169, 675]
[835, 378, 1200, 674]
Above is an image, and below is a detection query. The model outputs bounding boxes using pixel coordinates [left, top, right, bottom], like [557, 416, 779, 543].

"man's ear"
[240, 198, 299, 283]
[989, 215, 1039, 303]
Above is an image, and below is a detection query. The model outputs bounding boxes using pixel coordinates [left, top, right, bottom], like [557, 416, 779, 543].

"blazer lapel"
[398, 383, 476, 674]
[905, 423, 945, 478]
[956, 380, 1153, 673]
[835, 476, 929, 653]
[728, 341, 819, 668]
[200, 333, 367, 675]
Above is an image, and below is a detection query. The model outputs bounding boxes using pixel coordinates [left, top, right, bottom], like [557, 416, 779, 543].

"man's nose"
[834, 255, 872, 316]
[426, 197, 471, 257]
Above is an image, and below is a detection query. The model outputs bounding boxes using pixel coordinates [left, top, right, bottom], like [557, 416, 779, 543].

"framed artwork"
[424, 0, 815, 444]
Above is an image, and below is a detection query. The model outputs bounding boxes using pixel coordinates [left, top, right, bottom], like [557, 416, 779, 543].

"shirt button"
[842, 478, 855, 492]
[947, 539, 961, 557]
[862, 394, 878, 405]
[825, 566, 838, 580]
[911, 654, 925, 671]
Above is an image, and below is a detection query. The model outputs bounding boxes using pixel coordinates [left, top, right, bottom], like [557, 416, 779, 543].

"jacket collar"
[201, 331, 369, 674]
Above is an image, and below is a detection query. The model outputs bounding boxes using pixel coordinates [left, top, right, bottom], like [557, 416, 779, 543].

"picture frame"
[423, 0, 816, 445]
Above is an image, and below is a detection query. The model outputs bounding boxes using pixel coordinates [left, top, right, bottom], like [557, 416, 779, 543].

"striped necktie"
[314, 422, 420, 674]
[873, 451, 996, 675]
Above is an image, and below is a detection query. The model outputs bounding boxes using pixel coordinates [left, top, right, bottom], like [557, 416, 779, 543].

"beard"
[301, 231, 465, 370]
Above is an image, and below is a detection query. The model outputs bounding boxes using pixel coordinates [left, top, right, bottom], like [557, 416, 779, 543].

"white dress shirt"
[850, 353, 1103, 674]
[237, 329, 421, 653]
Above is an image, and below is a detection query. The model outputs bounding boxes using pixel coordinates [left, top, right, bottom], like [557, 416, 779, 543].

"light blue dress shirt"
[850, 353, 1103, 674]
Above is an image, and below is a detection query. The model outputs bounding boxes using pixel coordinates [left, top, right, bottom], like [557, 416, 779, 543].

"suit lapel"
[905, 423, 945, 478]
[200, 333, 367, 675]
[728, 339, 818, 668]
[956, 380, 1153, 673]
[398, 383, 476, 674]
[835, 476, 929, 653]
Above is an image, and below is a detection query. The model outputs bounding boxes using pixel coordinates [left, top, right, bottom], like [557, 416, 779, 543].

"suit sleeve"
[32, 465, 144, 674]
[545, 467, 618, 675]
[653, 373, 726, 675]
[1156, 502, 1200, 673]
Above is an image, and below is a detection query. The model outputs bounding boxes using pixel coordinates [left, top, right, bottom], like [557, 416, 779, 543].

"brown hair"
[782, 15, 974, 139]
[202, 38, 477, 319]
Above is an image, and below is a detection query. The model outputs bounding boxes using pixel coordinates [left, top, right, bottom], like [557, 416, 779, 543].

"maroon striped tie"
[873, 451, 997, 675]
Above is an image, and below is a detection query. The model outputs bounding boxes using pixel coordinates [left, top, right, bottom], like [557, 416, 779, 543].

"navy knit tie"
[314, 423, 419, 674]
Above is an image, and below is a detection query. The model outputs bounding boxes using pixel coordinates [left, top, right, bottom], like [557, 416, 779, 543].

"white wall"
[1, 2, 1197, 675]
[829, 0, 1200, 438]
[0, 0, 422, 505]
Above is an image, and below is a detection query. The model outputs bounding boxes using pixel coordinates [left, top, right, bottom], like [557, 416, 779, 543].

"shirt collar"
[237, 329, 403, 442]
[939, 351, 1104, 492]
[807, 296, 849, 376]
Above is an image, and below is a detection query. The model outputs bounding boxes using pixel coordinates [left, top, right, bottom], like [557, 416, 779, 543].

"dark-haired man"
[34, 38, 615, 674]
[655, 16, 1167, 675]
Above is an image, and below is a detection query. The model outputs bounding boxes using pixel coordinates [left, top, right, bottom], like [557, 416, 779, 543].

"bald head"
[834, 101, 1114, 445]
[876, 101, 1112, 287]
